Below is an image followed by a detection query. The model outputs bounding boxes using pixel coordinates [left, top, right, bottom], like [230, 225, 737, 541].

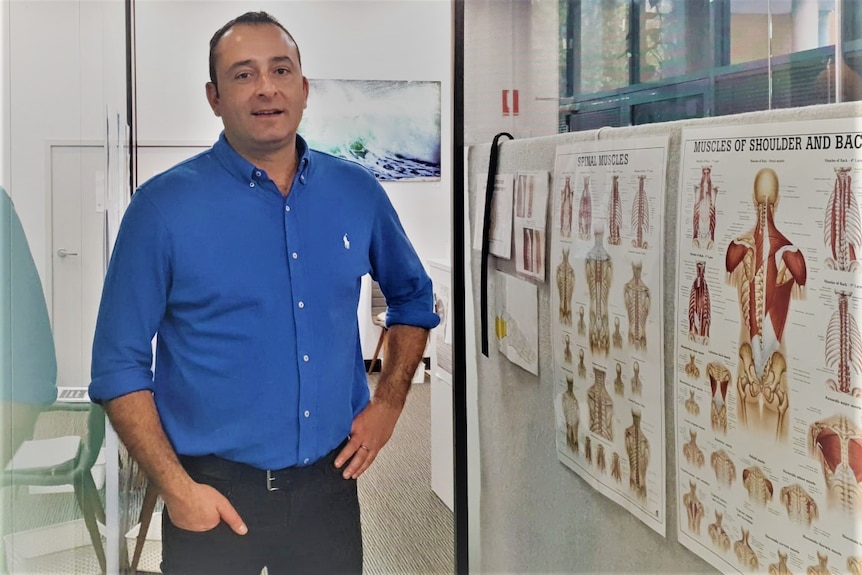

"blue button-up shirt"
[89, 133, 439, 469]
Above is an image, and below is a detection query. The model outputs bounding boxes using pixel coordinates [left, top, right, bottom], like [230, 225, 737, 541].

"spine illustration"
[556, 248, 575, 326]
[768, 550, 792, 575]
[577, 348, 586, 378]
[586, 227, 613, 354]
[806, 552, 830, 575]
[824, 166, 861, 271]
[825, 290, 862, 396]
[624, 261, 650, 350]
[684, 390, 700, 416]
[693, 166, 718, 249]
[630, 361, 642, 396]
[596, 443, 606, 473]
[683, 481, 704, 534]
[708, 512, 731, 552]
[631, 175, 650, 248]
[561, 375, 580, 454]
[688, 261, 711, 344]
[611, 452, 622, 482]
[625, 409, 649, 500]
[612, 317, 623, 349]
[742, 466, 774, 506]
[685, 353, 700, 378]
[578, 176, 592, 240]
[707, 362, 731, 434]
[710, 449, 736, 487]
[683, 430, 705, 468]
[560, 176, 573, 238]
[808, 414, 862, 514]
[734, 529, 759, 571]
[587, 367, 614, 441]
[780, 483, 818, 526]
[613, 362, 625, 396]
[608, 175, 622, 245]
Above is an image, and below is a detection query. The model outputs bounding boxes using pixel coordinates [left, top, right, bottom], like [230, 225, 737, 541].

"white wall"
[134, 0, 453, 357]
[0, 0, 9, 190]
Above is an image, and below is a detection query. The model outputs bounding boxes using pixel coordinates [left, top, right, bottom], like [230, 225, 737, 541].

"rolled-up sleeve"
[89, 192, 171, 403]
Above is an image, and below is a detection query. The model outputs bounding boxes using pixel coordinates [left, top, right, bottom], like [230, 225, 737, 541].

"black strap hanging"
[480, 132, 514, 357]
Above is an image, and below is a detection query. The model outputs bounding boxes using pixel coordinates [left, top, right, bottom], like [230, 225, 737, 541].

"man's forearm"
[103, 390, 192, 500]
[375, 324, 429, 408]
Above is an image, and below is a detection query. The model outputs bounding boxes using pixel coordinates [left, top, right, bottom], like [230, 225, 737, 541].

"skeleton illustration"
[824, 166, 861, 271]
[625, 409, 649, 500]
[684, 390, 700, 416]
[612, 317, 623, 349]
[683, 481, 704, 534]
[808, 414, 862, 513]
[586, 227, 613, 355]
[630, 361, 642, 396]
[611, 452, 622, 482]
[596, 443, 606, 473]
[806, 552, 829, 575]
[631, 175, 650, 249]
[688, 261, 711, 344]
[848, 556, 862, 575]
[584, 436, 592, 464]
[742, 466, 774, 506]
[560, 175, 573, 238]
[563, 333, 573, 364]
[825, 290, 862, 396]
[578, 176, 592, 240]
[524, 229, 533, 271]
[577, 305, 586, 336]
[525, 174, 534, 219]
[727, 168, 806, 440]
[587, 368, 614, 441]
[683, 430, 705, 468]
[708, 511, 731, 552]
[561, 375, 580, 454]
[734, 529, 759, 571]
[685, 353, 700, 379]
[768, 550, 792, 575]
[711, 449, 736, 487]
[693, 166, 718, 249]
[708, 362, 731, 434]
[779, 484, 818, 526]
[556, 249, 575, 326]
[613, 362, 625, 396]
[577, 348, 586, 379]
[608, 175, 622, 245]
[624, 261, 650, 350]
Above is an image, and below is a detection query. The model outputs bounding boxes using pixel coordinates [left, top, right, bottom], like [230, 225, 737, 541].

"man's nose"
[256, 73, 277, 96]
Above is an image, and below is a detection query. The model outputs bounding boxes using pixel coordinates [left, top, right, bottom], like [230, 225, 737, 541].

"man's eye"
[235, 72, 251, 80]
[275, 68, 290, 75]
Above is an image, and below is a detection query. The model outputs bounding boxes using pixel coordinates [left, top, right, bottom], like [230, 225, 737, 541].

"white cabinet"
[428, 259, 454, 511]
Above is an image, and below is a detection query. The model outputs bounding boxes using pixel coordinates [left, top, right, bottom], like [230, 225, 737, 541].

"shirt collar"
[212, 131, 312, 184]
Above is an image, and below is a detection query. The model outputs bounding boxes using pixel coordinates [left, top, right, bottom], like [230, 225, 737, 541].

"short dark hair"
[208, 11, 302, 91]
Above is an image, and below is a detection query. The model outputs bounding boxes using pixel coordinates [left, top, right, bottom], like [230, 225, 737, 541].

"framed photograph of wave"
[299, 79, 441, 181]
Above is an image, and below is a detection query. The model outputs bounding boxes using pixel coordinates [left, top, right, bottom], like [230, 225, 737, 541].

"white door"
[50, 144, 106, 390]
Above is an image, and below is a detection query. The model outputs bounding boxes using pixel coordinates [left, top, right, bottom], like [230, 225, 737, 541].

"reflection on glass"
[580, 0, 630, 93]
[639, 0, 706, 82]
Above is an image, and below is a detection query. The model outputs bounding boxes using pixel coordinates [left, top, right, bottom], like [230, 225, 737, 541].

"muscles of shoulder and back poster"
[674, 119, 862, 574]
[551, 137, 669, 535]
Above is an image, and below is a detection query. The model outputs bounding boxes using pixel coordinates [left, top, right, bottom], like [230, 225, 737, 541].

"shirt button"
[300, 175, 306, 183]
[255, 171, 261, 177]
[249, 181, 255, 188]
[303, 354, 309, 362]
[298, 301, 305, 309]
[292, 252, 298, 259]
[304, 410, 310, 417]
[303, 458, 310, 464]
[285, 205, 291, 212]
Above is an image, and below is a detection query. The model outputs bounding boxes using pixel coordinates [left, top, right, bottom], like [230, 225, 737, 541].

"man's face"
[206, 23, 308, 157]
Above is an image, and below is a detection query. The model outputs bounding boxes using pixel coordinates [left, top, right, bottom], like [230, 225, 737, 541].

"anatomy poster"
[551, 137, 669, 535]
[495, 271, 539, 375]
[472, 173, 514, 258]
[513, 171, 550, 282]
[674, 119, 862, 575]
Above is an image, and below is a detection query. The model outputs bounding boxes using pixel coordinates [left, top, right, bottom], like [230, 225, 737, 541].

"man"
[89, 11, 438, 574]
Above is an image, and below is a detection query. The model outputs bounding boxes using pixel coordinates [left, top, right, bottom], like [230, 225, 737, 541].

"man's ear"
[206, 82, 222, 117]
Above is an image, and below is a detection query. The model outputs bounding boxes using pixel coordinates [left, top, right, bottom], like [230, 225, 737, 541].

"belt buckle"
[266, 470, 280, 492]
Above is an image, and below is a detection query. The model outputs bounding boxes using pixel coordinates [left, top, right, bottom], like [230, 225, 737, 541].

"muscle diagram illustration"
[612, 317, 623, 349]
[707, 362, 731, 434]
[608, 175, 622, 245]
[824, 166, 861, 271]
[586, 227, 613, 354]
[779, 483, 818, 526]
[685, 353, 700, 379]
[577, 348, 586, 378]
[742, 465, 774, 506]
[596, 443, 606, 473]
[806, 552, 830, 575]
[556, 248, 575, 326]
[711, 449, 736, 487]
[807, 414, 862, 514]
[584, 436, 593, 464]
[693, 166, 718, 249]
[577, 305, 586, 336]
[563, 334, 573, 364]
[587, 367, 614, 441]
[684, 389, 700, 416]
[631, 175, 650, 249]
[630, 361, 642, 396]
[683, 430, 705, 468]
[523, 229, 533, 271]
[688, 261, 711, 345]
[611, 452, 622, 482]
[578, 176, 592, 241]
[561, 375, 580, 454]
[560, 176, 573, 238]
[734, 529, 759, 572]
[625, 409, 649, 500]
[849, 556, 862, 575]
[825, 290, 862, 396]
[768, 550, 792, 575]
[708, 511, 731, 552]
[683, 481, 704, 534]
[624, 261, 650, 350]
[613, 362, 625, 396]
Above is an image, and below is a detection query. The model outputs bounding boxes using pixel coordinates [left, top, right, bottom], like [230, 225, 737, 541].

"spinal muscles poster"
[674, 119, 862, 574]
[551, 136, 668, 535]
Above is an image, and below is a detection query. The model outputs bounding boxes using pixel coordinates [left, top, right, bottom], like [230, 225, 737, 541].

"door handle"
[57, 249, 79, 258]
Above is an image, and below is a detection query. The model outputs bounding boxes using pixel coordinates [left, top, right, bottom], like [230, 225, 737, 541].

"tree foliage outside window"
[580, 0, 630, 93]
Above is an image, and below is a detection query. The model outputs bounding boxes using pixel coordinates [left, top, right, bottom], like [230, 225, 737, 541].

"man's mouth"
[252, 110, 283, 116]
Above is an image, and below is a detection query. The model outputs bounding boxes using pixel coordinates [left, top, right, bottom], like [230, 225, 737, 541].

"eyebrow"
[226, 55, 296, 73]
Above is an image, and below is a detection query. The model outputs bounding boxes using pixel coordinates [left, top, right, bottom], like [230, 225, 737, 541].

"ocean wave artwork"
[299, 79, 441, 182]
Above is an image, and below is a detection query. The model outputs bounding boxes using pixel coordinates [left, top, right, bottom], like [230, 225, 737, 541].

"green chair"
[2, 403, 107, 573]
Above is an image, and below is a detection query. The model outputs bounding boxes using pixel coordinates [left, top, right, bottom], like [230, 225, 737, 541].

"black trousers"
[161, 442, 363, 575]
